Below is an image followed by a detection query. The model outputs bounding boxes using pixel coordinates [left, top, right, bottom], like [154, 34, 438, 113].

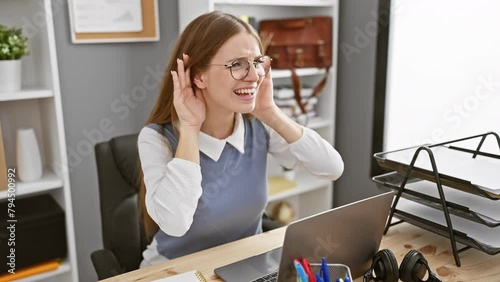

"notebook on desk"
[152, 270, 208, 282]
[214, 192, 394, 282]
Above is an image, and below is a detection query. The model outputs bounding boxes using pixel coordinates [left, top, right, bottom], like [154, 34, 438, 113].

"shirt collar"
[198, 113, 245, 161]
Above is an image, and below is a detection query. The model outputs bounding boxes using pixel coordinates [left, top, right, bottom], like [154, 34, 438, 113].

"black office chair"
[91, 133, 283, 280]
[91, 133, 147, 280]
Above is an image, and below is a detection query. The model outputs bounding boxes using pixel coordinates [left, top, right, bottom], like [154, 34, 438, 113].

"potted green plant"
[0, 24, 29, 92]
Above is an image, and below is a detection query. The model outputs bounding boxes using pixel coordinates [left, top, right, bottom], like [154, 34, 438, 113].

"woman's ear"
[193, 73, 207, 89]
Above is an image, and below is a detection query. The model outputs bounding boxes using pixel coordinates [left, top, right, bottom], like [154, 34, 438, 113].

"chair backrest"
[94, 133, 148, 272]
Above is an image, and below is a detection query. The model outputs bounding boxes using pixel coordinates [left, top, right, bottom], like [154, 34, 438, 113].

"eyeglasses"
[209, 56, 272, 80]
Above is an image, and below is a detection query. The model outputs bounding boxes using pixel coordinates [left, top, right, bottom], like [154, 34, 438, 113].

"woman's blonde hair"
[139, 11, 264, 240]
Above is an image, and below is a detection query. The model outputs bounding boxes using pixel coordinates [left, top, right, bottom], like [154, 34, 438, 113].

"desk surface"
[103, 222, 500, 282]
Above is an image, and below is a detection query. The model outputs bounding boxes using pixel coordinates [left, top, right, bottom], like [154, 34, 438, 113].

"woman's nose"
[243, 63, 260, 81]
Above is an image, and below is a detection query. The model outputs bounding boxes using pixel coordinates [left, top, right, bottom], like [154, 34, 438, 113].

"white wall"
[334, 0, 382, 205]
[384, 0, 500, 153]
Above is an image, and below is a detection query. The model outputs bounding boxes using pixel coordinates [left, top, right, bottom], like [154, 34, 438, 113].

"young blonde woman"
[138, 11, 344, 267]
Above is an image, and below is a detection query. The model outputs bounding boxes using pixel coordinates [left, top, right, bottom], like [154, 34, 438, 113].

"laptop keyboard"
[250, 271, 278, 282]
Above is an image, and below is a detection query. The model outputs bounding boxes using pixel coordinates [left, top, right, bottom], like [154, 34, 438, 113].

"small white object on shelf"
[283, 168, 295, 181]
[16, 128, 43, 182]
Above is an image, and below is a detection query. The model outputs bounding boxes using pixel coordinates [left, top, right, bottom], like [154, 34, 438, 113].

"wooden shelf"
[268, 170, 331, 202]
[0, 1, 78, 280]
[213, 0, 335, 7]
[0, 169, 63, 200]
[0, 89, 53, 102]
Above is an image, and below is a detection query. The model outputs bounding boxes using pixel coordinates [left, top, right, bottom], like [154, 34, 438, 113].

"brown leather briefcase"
[259, 16, 333, 114]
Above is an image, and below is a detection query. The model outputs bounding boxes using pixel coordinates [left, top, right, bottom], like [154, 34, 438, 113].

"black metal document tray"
[373, 171, 500, 227]
[372, 132, 500, 266]
[394, 198, 500, 256]
[374, 132, 500, 199]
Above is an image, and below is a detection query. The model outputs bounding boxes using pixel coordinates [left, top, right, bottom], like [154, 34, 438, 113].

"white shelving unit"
[178, 0, 339, 220]
[0, 169, 63, 199]
[0, 0, 78, 281]
[0, 89, 53, 101]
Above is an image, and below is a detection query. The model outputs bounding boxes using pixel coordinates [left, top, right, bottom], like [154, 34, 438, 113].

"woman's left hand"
[252, 69, 303, 143]
[252, 69, 279, 121]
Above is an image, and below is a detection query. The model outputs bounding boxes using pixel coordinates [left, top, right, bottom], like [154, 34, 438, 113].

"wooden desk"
[103, 222, 500, 281]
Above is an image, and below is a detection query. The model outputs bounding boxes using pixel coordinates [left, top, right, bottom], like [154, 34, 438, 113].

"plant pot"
[0, 60, 22, 92]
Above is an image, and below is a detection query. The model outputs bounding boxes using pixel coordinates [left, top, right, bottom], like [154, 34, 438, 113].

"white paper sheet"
[398, 198, 500, 248]
[382, 146, 500, 193]
[71, 0, 143, 33]
[402, 178, 500, 221]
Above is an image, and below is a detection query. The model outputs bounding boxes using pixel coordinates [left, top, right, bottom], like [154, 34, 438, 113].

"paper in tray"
[373, 172, 500, 226]
[397, 198, 500, 250]
[375, 145, 500, 194]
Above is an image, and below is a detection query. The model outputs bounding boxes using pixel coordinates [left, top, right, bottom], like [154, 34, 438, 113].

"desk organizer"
[372, 132, 500, 267]
[299, 263, 352, 281]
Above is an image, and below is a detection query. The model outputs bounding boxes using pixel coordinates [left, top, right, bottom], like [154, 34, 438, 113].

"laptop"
[214, 192, 394, 282]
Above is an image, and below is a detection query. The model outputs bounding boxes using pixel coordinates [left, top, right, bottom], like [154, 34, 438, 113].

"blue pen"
[320, 258, 330, 282]
[315, 273, 325, 282]
[294, 259, 309, 282]
[344, 277, 351, 282]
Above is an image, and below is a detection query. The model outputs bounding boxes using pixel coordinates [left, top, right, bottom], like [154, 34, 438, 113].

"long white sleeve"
[138, 123, 343, 238]
[268, 126, 344, 180]
[138, 127, 203, 237]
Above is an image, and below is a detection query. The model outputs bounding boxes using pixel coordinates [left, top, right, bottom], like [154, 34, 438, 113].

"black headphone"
[363, 249, 442, 282]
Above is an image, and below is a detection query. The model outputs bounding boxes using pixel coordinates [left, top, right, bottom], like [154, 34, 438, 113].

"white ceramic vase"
[16, 128, 43, 182]
[0, 60, 22, 92]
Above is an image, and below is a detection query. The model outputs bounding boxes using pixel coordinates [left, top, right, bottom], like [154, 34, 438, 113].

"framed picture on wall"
[68, 0, 160, 44]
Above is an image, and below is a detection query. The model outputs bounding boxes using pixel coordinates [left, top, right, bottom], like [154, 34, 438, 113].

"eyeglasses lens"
[230, 57, 271, 80]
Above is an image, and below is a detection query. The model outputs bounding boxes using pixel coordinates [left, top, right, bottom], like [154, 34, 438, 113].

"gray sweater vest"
[147, 117, 269, 259]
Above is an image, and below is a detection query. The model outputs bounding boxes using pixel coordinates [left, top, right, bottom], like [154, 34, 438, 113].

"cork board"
[69, 0, 159, 44]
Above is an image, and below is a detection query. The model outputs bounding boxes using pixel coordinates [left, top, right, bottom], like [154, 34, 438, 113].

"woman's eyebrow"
[225, 56, 245, 63]
[225, 55, 263, 63]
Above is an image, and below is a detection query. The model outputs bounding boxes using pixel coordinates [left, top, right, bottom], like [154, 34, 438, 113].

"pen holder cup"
[297, 263, 352, 282]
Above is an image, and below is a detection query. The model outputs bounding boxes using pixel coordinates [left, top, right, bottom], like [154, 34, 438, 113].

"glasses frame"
[209, 55, 272, 81]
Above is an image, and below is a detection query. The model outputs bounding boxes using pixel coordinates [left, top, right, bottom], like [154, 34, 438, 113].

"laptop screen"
[215, 192, 394, 282]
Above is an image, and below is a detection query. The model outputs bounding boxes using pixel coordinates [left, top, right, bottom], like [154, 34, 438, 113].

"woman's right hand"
[171, 54, 206, 131]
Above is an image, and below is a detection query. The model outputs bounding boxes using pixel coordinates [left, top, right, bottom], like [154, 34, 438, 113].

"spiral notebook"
[151, 270, 208, 282]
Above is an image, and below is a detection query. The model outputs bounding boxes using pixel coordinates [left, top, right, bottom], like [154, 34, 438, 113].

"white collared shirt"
[138, 113, 344, 237]
[197, 111, 246, 161]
